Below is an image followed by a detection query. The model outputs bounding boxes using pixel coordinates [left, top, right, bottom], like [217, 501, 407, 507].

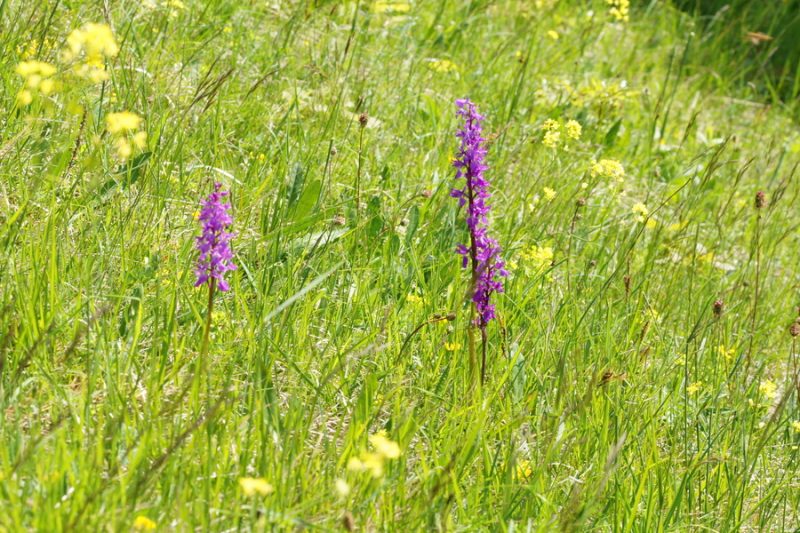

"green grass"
[1, 0, 800, 530]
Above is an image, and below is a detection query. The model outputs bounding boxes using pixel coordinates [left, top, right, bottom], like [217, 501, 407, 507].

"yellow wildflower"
[519, 245, 553, 273]
[541, 119, 560, 132]
[16, 90, 33, 106]
[542, 129, 560, 148]
[406, 293, 422, 304]
[543, 187, 557, 201]
[515, 459, 532, 480]
[546, 30, 559, 40]
[687, 381, 702, 395]
[133, 516, 156, 531]
[335, 478, 351, 497]
[372, 1, 411, 13]
[14, 61, 58, 103]
[791, 420, 800, 433]
[238, 477, 274, 496]
[369, 431, 401, 459]
[717, 344, 735, 360]
[590, 159, 625, 183]
[63, 23, 118, 82]
[607, 0, 630, 22]
[347, 452, 384, 478]
[426, 59, 458, 73]
[114, 138, 132, 159]
[565, 119, 581, 140]
[632, 202, 649, 222]
[106, 111, 142, 134]
[444, 342, 461, 351]
[759, 380, 777, 401]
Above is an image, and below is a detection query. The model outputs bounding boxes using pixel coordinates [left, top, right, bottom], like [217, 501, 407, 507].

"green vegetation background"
[1, 0, 799, 531]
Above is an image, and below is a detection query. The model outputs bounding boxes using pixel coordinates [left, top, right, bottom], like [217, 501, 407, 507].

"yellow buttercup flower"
[133, 516, 156, 531]
[687, 381, 702, 395]
[543, 187, 557, 201]
[239, 477, 274, 496]
[546, 30, 559, 40]
[444, 342, 461, 351]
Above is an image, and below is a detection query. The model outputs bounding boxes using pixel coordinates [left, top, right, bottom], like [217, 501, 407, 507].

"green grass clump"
[1, 0, 799, 530]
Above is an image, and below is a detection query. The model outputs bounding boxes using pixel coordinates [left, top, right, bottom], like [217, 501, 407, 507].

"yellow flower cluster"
[63, 22, 119, 82]
[607, 0, 630, 22]
[347, 431, 401, 478]
[687, 381, 703, 395]
[106, 112, 147, 160]
[540, 119, 581, 149]
[14, 61, 57, 106]
[426, 58, 458, 73]
[590, 159, 625, 183]
[570, 78, 632, 112]
[519, 244, 553, 276]
[372, 1, 411, 14]
[238, 477, 274, 496]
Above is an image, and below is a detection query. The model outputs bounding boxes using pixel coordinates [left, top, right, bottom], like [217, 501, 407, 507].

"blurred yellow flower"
[515, 459, 532, 480]
[543, 187, 557, 201]
[106, 111, 142, 134]
[717, 344, 735, 360]
[426, 59, 458, 73]
[792, 420, 800, 433]
[372, 1, 411, 13]
[63, 22, 118, 82]
[519, 245, 553, 273]
[239, 477, 274, 496]
[14, 61, 58, 104]
[632, 202, 649, 222]
[133, 516, 156, 531]
[590, 159, 625, 183]
[565, 119, 582, 140]
[759, 380, 777, 401]
[369, 431, 401, 459]
[335, 478, 351, 497]
[687, 381, 702, 395]
[444, 342, 461, 351]
[541, 119, 560, 132]
[607, 0, 630, 22]
[542, 130, 560, 148]
[546, 30, 559, 40]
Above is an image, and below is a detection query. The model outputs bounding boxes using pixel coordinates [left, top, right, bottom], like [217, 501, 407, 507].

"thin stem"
[200, 278, 216, 360]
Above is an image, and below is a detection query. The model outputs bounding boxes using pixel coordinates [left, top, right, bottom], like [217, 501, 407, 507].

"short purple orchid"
[194, 183, 236, 292]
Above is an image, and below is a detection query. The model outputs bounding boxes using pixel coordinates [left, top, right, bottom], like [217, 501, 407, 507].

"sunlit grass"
[1, 0, 799, 530]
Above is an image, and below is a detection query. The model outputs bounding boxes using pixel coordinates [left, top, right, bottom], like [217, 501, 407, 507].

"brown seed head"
[358, 113, 369, 127]
[755, 190, 767, 209]
[713, 299, 724, 318]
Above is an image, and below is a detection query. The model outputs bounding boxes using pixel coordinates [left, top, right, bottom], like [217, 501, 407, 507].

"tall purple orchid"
[451, 99, 507, 333]
[195, 183, 236, 292]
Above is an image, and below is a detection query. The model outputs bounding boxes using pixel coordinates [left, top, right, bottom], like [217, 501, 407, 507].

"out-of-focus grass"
[0, 0, 799, 530]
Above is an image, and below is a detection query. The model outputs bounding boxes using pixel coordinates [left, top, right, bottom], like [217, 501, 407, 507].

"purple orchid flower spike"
[195, 182, 237, 292]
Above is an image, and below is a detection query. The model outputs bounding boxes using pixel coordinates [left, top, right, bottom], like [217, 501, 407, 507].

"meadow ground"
[2, 0, 800, 531]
